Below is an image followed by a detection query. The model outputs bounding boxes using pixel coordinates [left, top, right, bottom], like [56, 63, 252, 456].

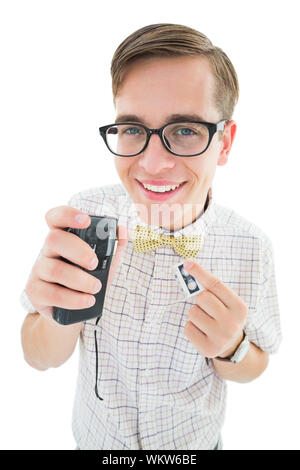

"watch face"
[232, 337, 250, 363]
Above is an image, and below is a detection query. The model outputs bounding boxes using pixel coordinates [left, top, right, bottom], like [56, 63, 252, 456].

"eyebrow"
[114, 113, 207, 125]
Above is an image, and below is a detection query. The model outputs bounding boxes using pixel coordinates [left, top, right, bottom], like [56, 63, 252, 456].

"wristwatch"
[19, 289, 37, 314]
[215, 332, 250, 363]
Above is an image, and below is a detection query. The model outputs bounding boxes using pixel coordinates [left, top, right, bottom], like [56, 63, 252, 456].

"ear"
[217, 120, 237, 166]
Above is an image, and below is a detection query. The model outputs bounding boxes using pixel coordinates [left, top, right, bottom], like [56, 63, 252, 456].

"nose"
[137, 133, 176, 174]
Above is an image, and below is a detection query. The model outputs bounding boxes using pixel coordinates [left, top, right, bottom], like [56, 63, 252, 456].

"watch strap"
[214, 331, 247, 362]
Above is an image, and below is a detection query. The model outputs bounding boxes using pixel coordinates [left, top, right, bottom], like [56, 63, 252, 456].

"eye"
[177, 128, 195, 136]
[123, 127, 142, 135]
[173, 127, 197, 136]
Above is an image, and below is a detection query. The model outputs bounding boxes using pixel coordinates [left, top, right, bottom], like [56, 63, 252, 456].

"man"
[20, 23, 282, 450]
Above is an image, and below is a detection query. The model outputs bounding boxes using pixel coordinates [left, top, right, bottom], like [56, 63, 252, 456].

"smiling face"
[114, 55, 236, 231]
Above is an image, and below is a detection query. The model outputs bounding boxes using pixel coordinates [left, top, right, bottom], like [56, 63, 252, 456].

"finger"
[195, 290, 227, 320]
[117, 224, 129, 245]
[29, 278, 96, 310]
[45, 206, 91, 230]
[36, 257, 102, 295]
[187, 305, 216, 336]
[183, 260, 238, 309]
[42, 229, 98, 270]
[184, 321, 209, 355]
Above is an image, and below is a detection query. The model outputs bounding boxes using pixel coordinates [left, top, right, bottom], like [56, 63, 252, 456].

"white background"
[1, 0, 299, 450]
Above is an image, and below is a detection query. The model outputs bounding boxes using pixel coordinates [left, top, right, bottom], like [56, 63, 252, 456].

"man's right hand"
[25, 206, 128, 323]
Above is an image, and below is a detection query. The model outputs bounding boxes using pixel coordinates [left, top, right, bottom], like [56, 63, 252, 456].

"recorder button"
[187, 279, 197, 291]
[181, 268, 189, 277]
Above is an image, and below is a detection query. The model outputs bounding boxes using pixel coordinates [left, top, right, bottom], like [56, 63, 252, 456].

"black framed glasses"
[99, 120, 228, 157]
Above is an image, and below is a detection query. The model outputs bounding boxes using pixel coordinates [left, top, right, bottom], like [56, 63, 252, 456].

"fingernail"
[184, 260, 193, 269]
[93, 279, 102, 293]
[88, 296, 96, 307]
[75, 213, 89, 224]
[89, 257, 98, 270]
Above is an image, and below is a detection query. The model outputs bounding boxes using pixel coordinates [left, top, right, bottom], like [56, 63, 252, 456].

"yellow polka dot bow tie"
[133, 225, 204, 259]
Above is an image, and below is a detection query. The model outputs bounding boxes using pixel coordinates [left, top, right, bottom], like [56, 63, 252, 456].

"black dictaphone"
[52, 215, 118, 325]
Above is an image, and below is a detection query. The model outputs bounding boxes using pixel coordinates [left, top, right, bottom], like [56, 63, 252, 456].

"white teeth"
[141, 183, 181, 192]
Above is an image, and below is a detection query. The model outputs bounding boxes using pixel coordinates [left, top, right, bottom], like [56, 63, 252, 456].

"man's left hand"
[183, 260, 248, 359]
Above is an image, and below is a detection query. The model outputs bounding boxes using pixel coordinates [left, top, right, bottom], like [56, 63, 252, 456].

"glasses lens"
[105, 124, 147, 156]
[163, 122, 209, 156]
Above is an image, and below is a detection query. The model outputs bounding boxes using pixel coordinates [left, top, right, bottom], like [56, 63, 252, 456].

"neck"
[134, 190, 210, 231]
[156, 191, 209, 232]
[170, 191, 209, 231]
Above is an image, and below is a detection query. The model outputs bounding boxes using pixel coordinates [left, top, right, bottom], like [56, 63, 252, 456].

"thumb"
[106, 225, 129, 292]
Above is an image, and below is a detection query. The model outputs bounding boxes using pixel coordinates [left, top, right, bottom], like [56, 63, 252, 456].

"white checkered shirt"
[20, 183, 282, 450]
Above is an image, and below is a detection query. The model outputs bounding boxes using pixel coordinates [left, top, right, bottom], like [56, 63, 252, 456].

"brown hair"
[110, 23, 239, 121]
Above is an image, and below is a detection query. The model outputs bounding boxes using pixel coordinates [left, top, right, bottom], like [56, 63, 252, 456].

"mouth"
[136, 179, 187, 201]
